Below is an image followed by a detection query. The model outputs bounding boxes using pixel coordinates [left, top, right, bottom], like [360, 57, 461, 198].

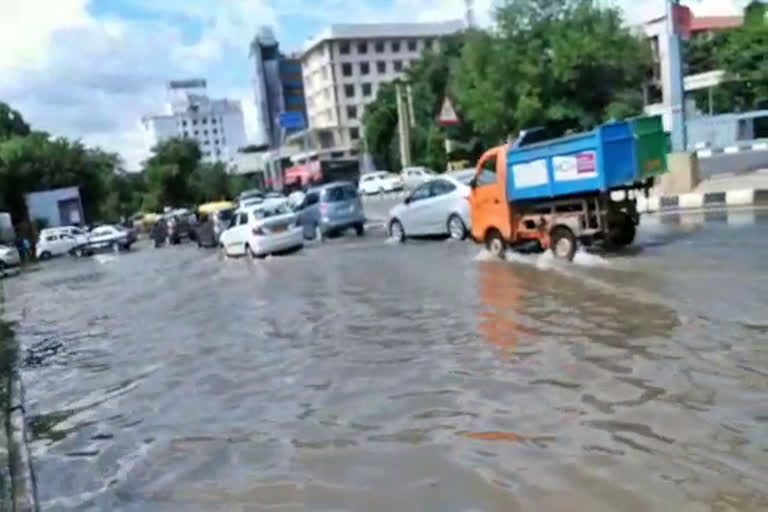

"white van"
[36, 226, 88, 260]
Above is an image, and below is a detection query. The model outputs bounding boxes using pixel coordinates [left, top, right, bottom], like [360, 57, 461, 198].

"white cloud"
[0, 0, 272, 170]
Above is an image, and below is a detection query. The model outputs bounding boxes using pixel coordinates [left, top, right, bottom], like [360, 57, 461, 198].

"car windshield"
[252, 203, 292, 219]
[217, 209, 235, 222]
[324, 185, 357, 202]
[453, 171, 476, 185]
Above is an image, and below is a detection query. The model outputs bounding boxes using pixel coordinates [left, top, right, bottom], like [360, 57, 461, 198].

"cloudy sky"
[0, 0, 748, 170]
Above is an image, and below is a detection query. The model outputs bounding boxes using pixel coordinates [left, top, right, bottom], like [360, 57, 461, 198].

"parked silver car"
[0, 244, 21, 272]
[295, 182, 366, 241]
[388, 170, 474, 242]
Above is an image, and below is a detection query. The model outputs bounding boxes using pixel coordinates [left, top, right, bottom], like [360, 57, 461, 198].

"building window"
[342, 63, 352, 76]
[393, 60, 403, 72]
[350, 127, 360, 140]
[321, 66, 328, 80]
[194, 130, 199, 136]
[377, 61, 386, 74]
[340, 42, 350, 55]
[375, 40, 385, 53]
[360, 62, 370, 75]
[216, 149, 221, 155]
[424, 38, 434, 50]
[345, 84, 355, 98]
[203, 130, 208, 135]
[407, 39, 417, 51]
[211, 118, 216, 124]
[212, 128, 218, 134]
[362, 83, 372, 96]
[182, 120, 187, 126]
[192, 119, 198, 125]
[324, 88, 331, 100]
[202, 118, 208, 124]
[347, 105, 357, 119]
[357, 41, 368, 54]
[392, 40, 401, 52]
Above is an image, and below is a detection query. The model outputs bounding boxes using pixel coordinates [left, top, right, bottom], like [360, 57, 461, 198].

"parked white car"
[388, 170, 474, 242]
[401, 167, 435, 189]
[358, 171, 404, 195]
[220, 199, 304, 258]
[36, 226, 89, 260]
[84, 225, 136, 254]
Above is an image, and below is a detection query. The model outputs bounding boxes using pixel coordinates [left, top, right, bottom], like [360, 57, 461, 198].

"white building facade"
[300, 21, 464, 149]
[142, 79, 248, 164]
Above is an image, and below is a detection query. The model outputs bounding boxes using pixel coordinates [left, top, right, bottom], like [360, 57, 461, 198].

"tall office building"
[251, 27, 308, 148]
[142, 79, 247, 164]
[300, 21, 464, 149]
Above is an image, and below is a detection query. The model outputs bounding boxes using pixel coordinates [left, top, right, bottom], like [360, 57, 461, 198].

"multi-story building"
[142, 79, 247, 164]
[300, 21, 464, 150]
[251, 27, 309, 148]
[640, 12, 743, 136]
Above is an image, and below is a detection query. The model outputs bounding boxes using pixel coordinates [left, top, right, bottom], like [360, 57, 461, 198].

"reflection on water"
[2, 222, 768, 511]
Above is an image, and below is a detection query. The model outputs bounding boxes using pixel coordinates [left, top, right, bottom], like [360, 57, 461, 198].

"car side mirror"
[469, 177, 478, 189]
[404, 196, 411, 205]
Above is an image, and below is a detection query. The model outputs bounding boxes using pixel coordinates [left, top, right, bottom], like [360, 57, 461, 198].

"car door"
[298, 192, 320, 238]
[221, 212, 248, 255]
[59, 233, 77, 254]
[399, 183, 433, 235]
[425, 179, 458, 233]
[470, 149, 511, 241]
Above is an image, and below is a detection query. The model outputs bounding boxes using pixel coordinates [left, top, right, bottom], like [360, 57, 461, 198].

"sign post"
[438, 97, 460, 127]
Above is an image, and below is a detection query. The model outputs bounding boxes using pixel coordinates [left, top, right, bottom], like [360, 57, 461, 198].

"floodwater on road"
[3, 212, 768, 511]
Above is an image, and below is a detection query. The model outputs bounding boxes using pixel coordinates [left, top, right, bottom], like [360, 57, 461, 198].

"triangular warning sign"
[439, 97, 460, 126]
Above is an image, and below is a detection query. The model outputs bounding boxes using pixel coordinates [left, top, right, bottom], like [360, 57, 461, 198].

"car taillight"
[252, 226, 265, 236]
[319, 203, 329, 213]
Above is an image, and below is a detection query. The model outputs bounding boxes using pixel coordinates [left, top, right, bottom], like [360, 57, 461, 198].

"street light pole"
[666, 0, 688, 152]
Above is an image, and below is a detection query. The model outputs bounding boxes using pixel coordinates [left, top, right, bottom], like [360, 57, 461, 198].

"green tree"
[454, 0, 650, 142]
[0, 102, 30, 140]
[716, 13, 768, 110]
[142, 137, 201, 209]
[190, 161, 230, 203]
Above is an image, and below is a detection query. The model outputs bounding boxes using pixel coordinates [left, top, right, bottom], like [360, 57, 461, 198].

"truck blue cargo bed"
[506, 122, 636, 202]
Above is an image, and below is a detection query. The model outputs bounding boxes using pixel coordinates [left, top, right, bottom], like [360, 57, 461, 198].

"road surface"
[3, 212, 768, 511]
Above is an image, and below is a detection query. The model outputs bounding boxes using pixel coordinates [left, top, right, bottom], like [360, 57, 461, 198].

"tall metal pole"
[396, 83, 412, 168]
[666, 0, 688, 152]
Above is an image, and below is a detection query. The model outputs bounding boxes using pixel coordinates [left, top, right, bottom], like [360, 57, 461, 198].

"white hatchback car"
[358, 171, 404, 195]
[220, 199, 304, 258]
[36, 226, 89, 260]
[388, 170, 474, 242]
[401, 167, 435, 189]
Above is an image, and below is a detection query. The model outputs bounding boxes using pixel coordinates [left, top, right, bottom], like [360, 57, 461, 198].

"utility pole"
[666, 0, 688, 152]
[396, 83, 412, 168]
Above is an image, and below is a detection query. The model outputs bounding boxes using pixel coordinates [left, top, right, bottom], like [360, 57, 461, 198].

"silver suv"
[295, 182, 366, 241]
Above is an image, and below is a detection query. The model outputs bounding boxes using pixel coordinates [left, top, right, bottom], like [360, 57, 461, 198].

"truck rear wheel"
[485, 230, 506, 259]
[551, 226, 577, 261]
[607, 212, 636, 248]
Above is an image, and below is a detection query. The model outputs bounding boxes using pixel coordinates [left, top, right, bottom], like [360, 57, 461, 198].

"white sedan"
[358, 171, 404, 195]
[220, 199, 304, 258]
[388, 170, 474, 242]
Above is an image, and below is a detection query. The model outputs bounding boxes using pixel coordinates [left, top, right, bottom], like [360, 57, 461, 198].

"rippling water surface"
[4, 215, 768, 511]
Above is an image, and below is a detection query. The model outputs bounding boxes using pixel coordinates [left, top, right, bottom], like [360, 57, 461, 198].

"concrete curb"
[636, 188, 768, 213]
[696, 140, 768, 159]
[0, 288, 39, 512]
[8, 363, 38, 512]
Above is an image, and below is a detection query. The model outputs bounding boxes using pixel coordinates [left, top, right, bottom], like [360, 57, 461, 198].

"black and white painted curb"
[636, 189, 768, 213]
[695, 140, 768, 158]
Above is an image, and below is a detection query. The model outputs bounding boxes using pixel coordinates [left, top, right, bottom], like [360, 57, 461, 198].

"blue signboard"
[278, 112, 306, 130]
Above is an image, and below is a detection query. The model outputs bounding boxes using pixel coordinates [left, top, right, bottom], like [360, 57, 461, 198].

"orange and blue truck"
[469, 117, 667, 261]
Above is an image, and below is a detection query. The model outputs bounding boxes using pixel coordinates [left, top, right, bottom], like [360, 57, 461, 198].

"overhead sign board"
[279, 112, 306, 130]
[439, 97, 460, 126]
